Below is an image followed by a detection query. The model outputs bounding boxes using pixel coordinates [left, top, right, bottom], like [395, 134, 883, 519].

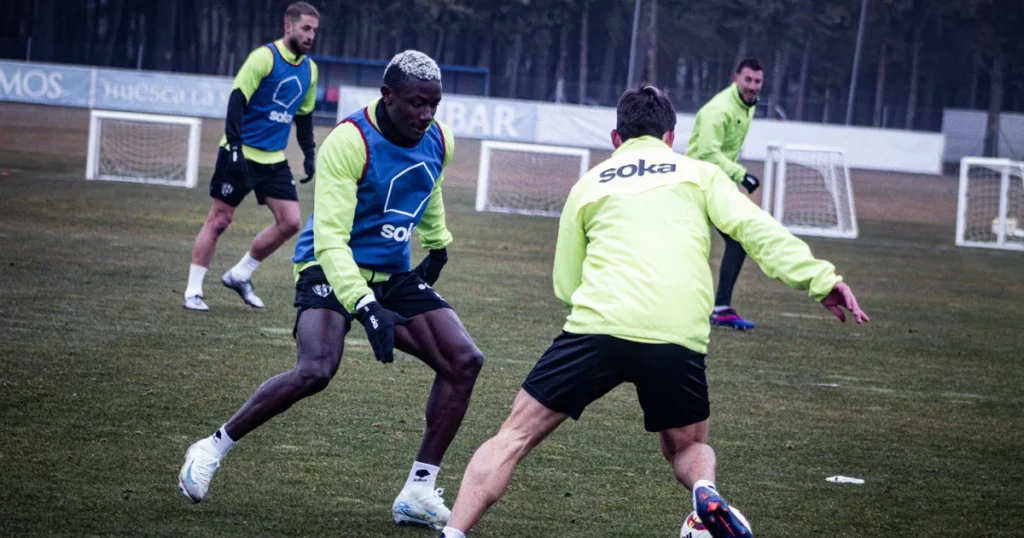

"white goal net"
[761, 143, 858, 239]
[956, 157, 1024, 251]
[86, 110, 202, 188]
[475, 141, 590, 217]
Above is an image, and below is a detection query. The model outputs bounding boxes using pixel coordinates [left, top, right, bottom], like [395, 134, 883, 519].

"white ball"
[680, 508, 751, 538]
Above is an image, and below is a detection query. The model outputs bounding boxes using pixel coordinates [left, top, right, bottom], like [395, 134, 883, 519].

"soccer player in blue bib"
[182, 2, 320, 312]
[178, 50, 484, 532]
[437, 85, 869, 538]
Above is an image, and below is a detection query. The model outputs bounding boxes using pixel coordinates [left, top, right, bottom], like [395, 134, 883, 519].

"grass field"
[1, 102, 1023, 537]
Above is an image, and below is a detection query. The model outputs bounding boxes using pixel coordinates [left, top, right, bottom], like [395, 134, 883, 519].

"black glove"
[354, 298, 413, 364]
[227, 142, 247, 182]
[413, 248, 448, 286]
[741, 173, 760, 194]
[300, 152, 316, 184]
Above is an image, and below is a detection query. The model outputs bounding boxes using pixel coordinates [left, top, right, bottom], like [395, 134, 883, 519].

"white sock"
[209, 426, 236, 459]
[185, 264, 207, 298]
[692, 479, 718, 512]
[440, 527, 465, 538]
[713, 305, 730, 313]
[405, 461, 440, 490]
[229, 252, 261, 282]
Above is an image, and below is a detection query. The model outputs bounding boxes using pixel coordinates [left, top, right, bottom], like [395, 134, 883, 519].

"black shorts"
[210, 147, 298, 207]
[522, 332, 710, 432]
[293, 265, 452, 336]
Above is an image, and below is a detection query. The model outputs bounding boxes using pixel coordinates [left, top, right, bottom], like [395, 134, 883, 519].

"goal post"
[86, 110, 202, 188]
[956, 157, 1024, 251]
[761, 143, 859, 239]
[475, 141, 591, 217]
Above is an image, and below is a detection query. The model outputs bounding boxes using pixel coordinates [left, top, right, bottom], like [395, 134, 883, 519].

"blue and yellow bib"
[293, 106, 448, 274]
[241, 42, 312, 152]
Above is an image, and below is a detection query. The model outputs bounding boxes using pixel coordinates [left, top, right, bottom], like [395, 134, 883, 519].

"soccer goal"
[475, 141, 591, 217]
[956, 157, 1024, 251]
[761, 143, 858, 239]
[86, 110, 202, 188]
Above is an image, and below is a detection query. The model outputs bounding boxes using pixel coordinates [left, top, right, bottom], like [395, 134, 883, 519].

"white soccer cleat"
[183, 295, 210, 311]
[221, 272, 264, 308]
[178, 438, 221, 503]
[392, 487, 451, 530]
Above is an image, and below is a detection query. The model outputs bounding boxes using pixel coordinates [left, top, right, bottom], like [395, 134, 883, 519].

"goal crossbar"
[475, 141, 591, 217]
[762, 143, 859, 239]
[86, 109, 203, 188]
[956, 157, 1024, 250]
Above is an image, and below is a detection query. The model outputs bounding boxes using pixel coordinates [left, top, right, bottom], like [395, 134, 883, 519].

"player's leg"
[389, 306, 484, 529]
[222, 307, 348, 438]
[710, 228, 755, 330]
[442, 332, 624, 537]
[661, 424, 753, 538]
[222, 161, 301, 308]
[178, 269, 351, 503]
[185, 148, 249, 311]
[441, 389, 568, 538]
[396, 307, 483, 465]
[659, 421, 715, 492]
[638, 344, 752, 538]
[177, 308, 347, 502]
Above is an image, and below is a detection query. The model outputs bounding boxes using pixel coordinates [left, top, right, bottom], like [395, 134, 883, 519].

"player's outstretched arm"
[821, 282, 870, 324]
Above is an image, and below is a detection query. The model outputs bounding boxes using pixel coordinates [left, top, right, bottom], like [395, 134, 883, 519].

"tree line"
[3, 0, 1022, 145]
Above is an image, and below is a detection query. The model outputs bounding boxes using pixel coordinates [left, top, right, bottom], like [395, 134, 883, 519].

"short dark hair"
[615, 83, 677, 142]
[285, 2, 319, 22]
[735, 58, 762, 73]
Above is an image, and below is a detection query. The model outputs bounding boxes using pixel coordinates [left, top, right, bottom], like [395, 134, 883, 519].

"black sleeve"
[295, 113, 316, 155]
[225, 88, 248, 145]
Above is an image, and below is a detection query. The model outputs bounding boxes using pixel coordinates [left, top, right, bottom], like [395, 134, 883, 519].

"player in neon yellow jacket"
[439, 84, 868, 538]
[687, 58, 764, 331]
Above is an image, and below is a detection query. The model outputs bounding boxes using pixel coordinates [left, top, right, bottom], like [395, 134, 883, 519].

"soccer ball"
[680, 508, 751, 538]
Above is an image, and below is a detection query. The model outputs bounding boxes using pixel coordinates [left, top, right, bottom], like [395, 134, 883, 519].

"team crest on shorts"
[312, 284, 332, 298]
[221, 183, 234, 197]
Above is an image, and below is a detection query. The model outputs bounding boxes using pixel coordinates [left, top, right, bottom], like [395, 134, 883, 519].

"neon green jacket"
[685, 83, 755, 183]
[555, 136, 841, 353]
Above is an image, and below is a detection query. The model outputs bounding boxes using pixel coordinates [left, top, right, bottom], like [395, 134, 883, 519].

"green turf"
[1, 168, 1023, 537]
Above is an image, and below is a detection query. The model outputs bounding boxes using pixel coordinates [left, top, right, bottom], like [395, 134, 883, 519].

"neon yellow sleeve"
[552, 191, 588, 308]
[297, 59, 319, 116]
[313, 122, 374, 311]
[233, 47, 274, 101]
[705, 168, 840, 300]
[417, 121, 455, 250]
[690, 106, 747, 183]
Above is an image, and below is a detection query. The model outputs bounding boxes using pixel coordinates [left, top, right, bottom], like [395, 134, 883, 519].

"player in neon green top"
[687, 58, 764, 331]
[182, 2, 320, 312]
[438, 85, 869, 538]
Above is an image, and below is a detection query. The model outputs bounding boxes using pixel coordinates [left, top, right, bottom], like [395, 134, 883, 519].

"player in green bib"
[182, 2, 320, 312]
[438, 85, 869, 538]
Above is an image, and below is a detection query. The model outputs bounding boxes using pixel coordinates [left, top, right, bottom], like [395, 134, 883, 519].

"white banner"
[337, 84, 946, 174]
